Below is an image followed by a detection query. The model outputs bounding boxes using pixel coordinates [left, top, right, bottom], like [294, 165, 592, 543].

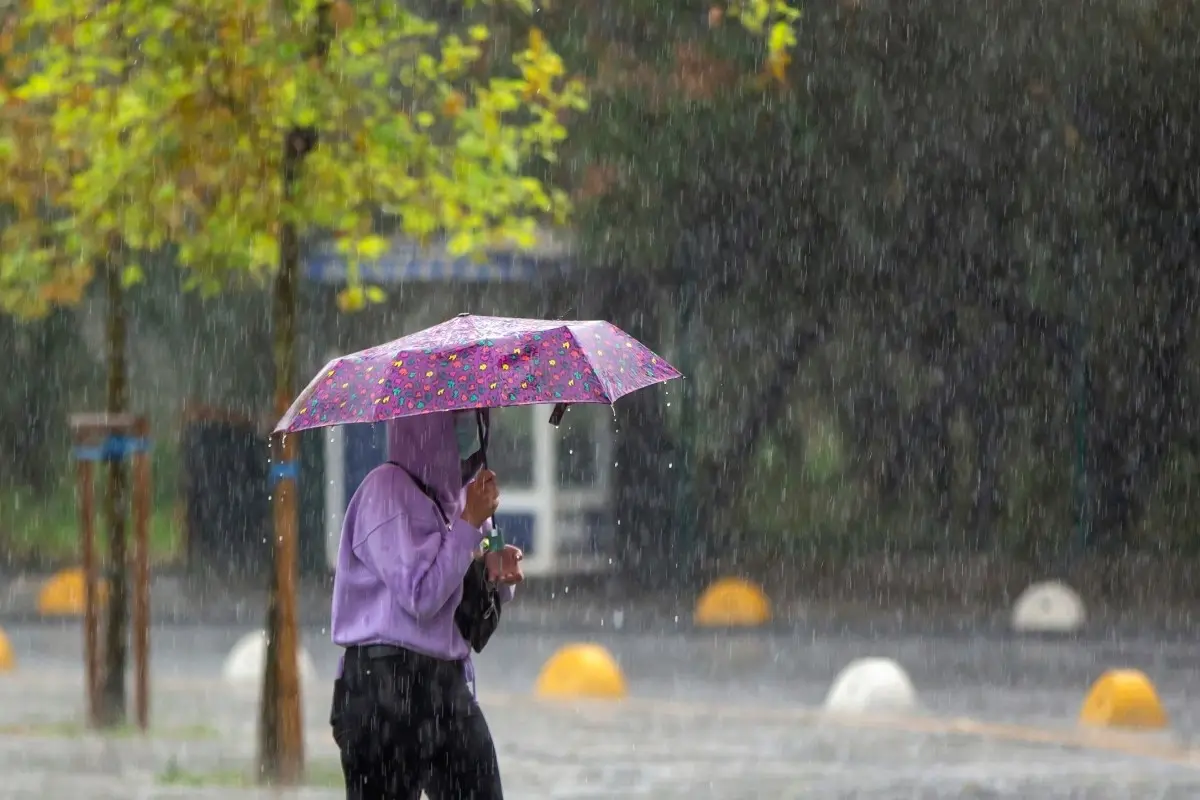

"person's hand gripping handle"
[463, 469, 523, 585]
[462, 468, 499, 529]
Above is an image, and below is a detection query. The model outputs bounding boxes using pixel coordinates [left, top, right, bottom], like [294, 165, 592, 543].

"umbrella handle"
[476, 410, 505, 552]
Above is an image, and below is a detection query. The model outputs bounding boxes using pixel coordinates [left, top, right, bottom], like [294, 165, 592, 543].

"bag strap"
[389, 461, 496, 595]
[386, 461, 450, 526]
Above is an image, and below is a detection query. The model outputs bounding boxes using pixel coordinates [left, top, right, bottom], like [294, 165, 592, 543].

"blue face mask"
[454, 412, 480, 460]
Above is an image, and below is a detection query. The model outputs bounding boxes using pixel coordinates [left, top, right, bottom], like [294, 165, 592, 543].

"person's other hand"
[484, 544, 524, 585]
[462, 469, 499, 529]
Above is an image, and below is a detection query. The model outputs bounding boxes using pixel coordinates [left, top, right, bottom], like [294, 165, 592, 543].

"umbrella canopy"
[276, 314, 682, 434]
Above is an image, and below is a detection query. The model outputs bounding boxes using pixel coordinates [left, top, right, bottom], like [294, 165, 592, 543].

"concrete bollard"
[535, 643, 627, 700]
[1011, 580, 1086, 634]
[694, 577, 772, 628]
[1080, 669, 1168, 731]
[221, 630, 318, 687]
[824, 657, 918, 715]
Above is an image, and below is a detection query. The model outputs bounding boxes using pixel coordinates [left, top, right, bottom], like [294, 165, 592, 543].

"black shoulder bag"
[386, 461, 501, 654]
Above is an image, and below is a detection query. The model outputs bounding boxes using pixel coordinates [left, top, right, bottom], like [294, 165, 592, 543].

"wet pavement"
[3, 622, 1200, 797]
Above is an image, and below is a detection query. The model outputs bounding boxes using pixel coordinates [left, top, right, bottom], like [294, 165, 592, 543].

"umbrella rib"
[564, 324, 622, 403]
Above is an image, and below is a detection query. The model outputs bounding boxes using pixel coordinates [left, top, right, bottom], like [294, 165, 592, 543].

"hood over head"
[385, 412, 469, 520]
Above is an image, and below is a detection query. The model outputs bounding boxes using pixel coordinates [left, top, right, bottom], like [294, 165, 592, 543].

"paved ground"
[3, 623, 1200, 797]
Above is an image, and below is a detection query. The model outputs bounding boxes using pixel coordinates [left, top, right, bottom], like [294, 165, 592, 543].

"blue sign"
[494, 512, 536, 557]
[304, 238, 568, 285]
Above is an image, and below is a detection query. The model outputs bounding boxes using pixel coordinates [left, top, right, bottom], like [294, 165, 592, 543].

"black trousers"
[330, 645, 504, 800]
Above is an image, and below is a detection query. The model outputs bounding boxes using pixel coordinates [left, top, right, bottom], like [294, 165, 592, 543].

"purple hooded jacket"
[330, 411, 514, 662]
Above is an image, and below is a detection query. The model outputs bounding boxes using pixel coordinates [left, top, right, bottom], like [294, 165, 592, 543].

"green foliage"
[0, 483, 181, 564]
[0, 438, 185, 564]
[0, 13, 91, 319]
[12, 0, 587, 309]
[725, 0, 801, 81]
[0, 720, 218, 739]
[158, 759, 343, 789]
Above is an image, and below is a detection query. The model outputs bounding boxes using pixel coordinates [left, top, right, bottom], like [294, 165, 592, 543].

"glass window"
[556, 405, 605, 489]
[486, 406, 534, 488]
[554, 508, 613, 557]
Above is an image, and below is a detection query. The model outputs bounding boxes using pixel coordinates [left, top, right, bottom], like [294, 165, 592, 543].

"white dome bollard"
[222, 631, 318, 687]
[823, 657, 918, 715]
[1011, 580, 1086, 634]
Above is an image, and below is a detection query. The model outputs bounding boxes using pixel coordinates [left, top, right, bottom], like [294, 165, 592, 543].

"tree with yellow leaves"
[0, 13, 92, 317]
[0, 5, 146, 740]
[14, 0, 584, 783]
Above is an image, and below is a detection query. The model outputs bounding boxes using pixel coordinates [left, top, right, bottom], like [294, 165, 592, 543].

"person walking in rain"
[329, 408, 524, 799]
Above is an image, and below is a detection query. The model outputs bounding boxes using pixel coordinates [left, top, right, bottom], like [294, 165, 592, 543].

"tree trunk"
[24, 313, 64, 493]
[0, 315, 59, 496]
[668, 283, 699, 587]
[98, 258, 129, 728]
[611, 386, 676, 585]
[258, 0, 334, 781]
[693, 319, 825, 570]
[928, 404, 954, 529]
[966, 403, 1001, 551]
[1086, 325, 1188, 552]
[257, 128, 309, 785]
[592, 270, 678, 588]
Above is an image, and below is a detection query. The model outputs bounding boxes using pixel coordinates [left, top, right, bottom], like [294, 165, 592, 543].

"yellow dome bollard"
[37, 568, 108, 617]
[535, 643, 627, 700]
[0, 627, 13, 673]
[1079, 669, 1168, 731]
[693, 577, 772, 627]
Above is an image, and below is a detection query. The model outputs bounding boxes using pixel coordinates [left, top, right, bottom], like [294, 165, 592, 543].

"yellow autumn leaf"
[337, 285, 367, 312]
[356, 235, 390, 260]
[121, 264, 144, 287]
